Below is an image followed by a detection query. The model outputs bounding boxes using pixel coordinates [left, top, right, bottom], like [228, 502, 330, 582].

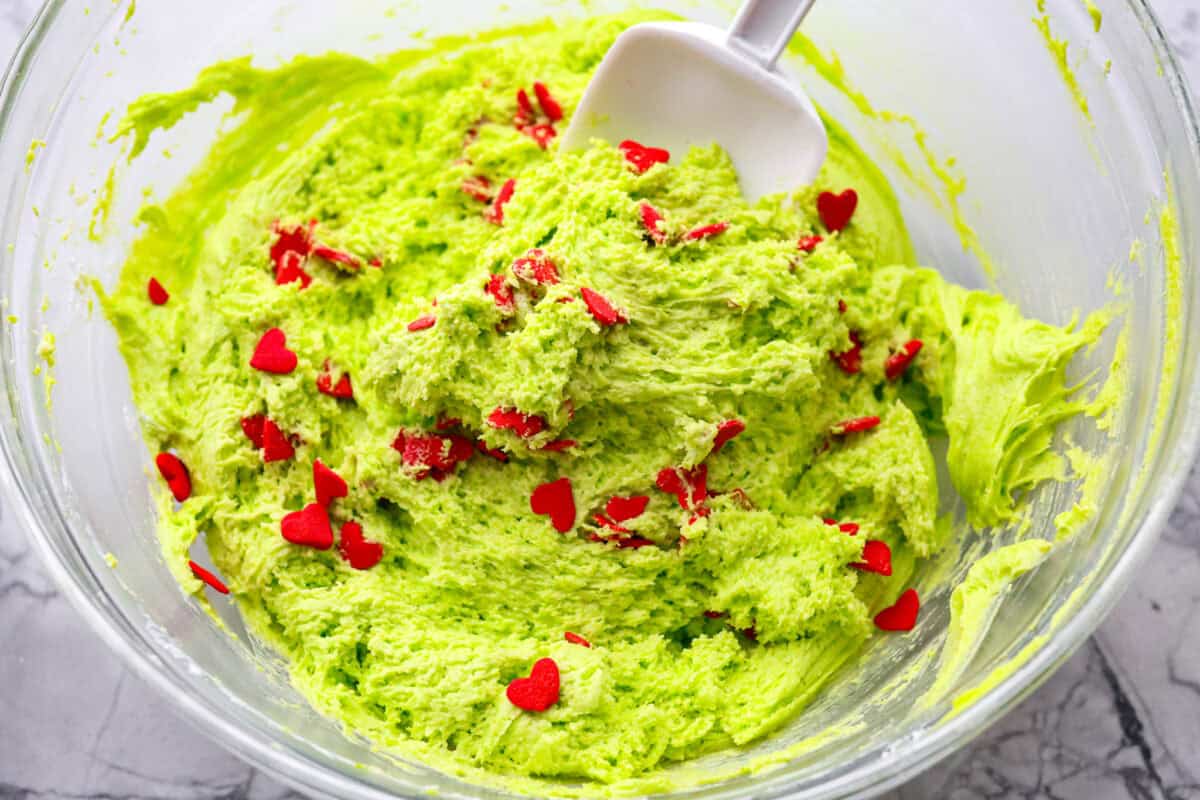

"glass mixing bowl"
[2, 0, 1198, 797]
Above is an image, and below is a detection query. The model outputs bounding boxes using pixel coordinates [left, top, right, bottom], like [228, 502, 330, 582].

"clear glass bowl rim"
[3, 1, 1199, 798]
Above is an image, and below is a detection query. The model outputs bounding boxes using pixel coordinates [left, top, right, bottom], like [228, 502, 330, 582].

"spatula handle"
[727, 0, 817, 70]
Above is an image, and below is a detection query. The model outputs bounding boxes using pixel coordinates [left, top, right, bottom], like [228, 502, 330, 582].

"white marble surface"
[3, 2, 1200, 798]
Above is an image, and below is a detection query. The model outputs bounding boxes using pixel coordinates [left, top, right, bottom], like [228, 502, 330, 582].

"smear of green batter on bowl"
[99, 12, 1120, 795]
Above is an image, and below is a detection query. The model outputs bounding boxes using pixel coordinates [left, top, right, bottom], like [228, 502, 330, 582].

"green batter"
[103, 12, 1111, 792]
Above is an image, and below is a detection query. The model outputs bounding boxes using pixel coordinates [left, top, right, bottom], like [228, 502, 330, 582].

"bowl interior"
[2, 1, 1199, 798]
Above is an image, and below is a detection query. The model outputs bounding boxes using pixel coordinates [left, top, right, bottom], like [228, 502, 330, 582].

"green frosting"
[102, 13, 1112, 793]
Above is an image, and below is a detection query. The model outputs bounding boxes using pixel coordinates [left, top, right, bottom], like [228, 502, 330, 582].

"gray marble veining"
[3, 2, 1200, 798]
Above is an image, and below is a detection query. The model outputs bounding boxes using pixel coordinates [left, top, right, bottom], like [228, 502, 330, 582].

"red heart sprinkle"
[408, 315, 436, 332]
[338, 520, 383, 570]
[515, 88, 536, 127]
[798, 235, 824, 253]
[393, 431, 475, 476]
[831, 416, 881, 436]
[271, 220, 316, 266]
[851, 540, 893, 576]
[531, 477, 575, 533]
[683, 221, 729, 241]
[261, 418, 295, 463]
[818, 189, 858, 233]
[485, 178, 516, 225]
[316, 362, 354, 399]
[476, 439, 510, 462]
[639, 202, 668, 245]
[155, 452, 191, 502]
[830, 331, 863, 374]
[487, 407, 547, 438]
[241, 414, 266, 448]
[580, 287, 627, 326]
[250, 328, 298, 374]
[147, 277, 169, 305]
[312, 244, 361, 270]
[874, 588, 920, 632]
[506, 657, 560, 712]
[884, 339, 924, 381]
[275, 250, 312, 288]
[605, 495, 649, 522]
[593, 513, 631, 534]
[712, 419, 745, 453]
[313, 459, 348, 506]
[511, 249, 559, 285]
[486, 273, 516, 313]
[837, 299, 848, 314]
[280, 502, 334, 550]
[564, 631, 590, 647]
[533, 82, 564, 122]
[462, 175, 493, 203]
[619, 139, 670, 174]
[188, 560, 229, 594]
[541, 439, 577, 452]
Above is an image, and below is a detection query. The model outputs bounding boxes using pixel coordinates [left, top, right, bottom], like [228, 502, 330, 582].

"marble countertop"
[4, 2, 1200, 798]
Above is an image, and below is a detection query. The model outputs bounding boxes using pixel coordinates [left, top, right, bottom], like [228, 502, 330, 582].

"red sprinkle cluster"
[316, 360, 354, 399]
[512, 249, 560, 285]
[514, 83, 563, 149]
[488, 407, 547, 438]
[269, 220, 361, 289]
[619, 139, 670, 174]
[393, 430, 475, 481]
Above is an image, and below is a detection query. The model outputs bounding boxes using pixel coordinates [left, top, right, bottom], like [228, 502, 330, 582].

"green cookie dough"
[102, 12, 1111, 793]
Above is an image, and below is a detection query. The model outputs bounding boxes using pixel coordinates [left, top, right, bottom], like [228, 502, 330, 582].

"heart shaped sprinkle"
[619, 139, 670, 174]
[486, 273, 515, 313]
[393, 431, 476, 478]
[874, 588, 920, 632]
[884, 339, 924, 381]
[639, 203, 667, 245]
[487, 407, 547, 438]
[155, 452, 191, 502]
[407, 314, 437, 332]
[316, 362, 354, 399]
[712, 419, 745, 453]
[506, 657, 560, 712]
[605, 495, 649, 522]
[683, 221, 729, 241]
[312, 245, 361, 271]
[462, 175, 493, 203]
[485, 178, 516, 225]
[540, 439, 577, 453]
[580, 288, 627, 326]
[533, 82, 564, 122]
[313, 459, 349, 506]
[261, 418, 295, 463]
[797, 235, 824, 253]
[831, 416, 881, 436]
[281, 502, 334, 550]
[511, 249, 560, 285]
[817, 189, 858, 233]
[147, 277, 169, 305]
[850, 540, 892, 576]
[564, 631, 591, 648]
[338, 520, 383, 570]
[188, 560, 229, 595]
[830, 331, 863, 374]
[241, 414, 266, 448]
[531, 477, 575, 532]
[250, 328, 298, 374]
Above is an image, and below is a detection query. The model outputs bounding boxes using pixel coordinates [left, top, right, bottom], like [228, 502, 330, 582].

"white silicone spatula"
[560, 0, 826, 201]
